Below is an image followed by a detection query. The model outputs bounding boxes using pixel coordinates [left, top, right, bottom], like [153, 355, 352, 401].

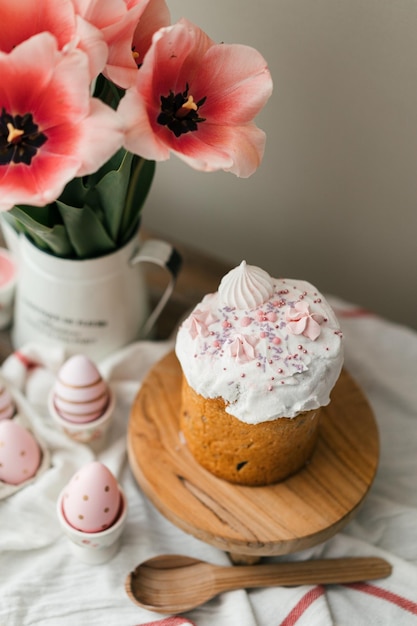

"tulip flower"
[0, 0, 108, 79]
[71, 0, 170, 89]
[119, 18, 273, 177]
[0, 33, 124, 212]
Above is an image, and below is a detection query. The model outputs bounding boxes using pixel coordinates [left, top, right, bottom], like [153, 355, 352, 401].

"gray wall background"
[143, 0, 417, 330]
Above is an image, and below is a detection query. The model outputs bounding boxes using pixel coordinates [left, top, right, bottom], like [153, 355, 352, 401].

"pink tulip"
[0, 0, 108, 79]
[119, 18, 273, 177]
[0, 33, 124, 212]
[71, 0, 169, 89]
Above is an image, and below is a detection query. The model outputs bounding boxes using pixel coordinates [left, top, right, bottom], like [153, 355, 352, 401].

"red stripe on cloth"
[14, 351, 39, 370]
[334, 308, 375, 318]
[279, 586, 326, 626]
[345, 583, 417, 615]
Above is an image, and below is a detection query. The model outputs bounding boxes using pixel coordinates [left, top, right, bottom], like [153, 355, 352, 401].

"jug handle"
[130, 239, 182, 338]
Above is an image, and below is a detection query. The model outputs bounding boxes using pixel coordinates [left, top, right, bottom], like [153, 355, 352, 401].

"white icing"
[218, 260, 274, 309]
[175, 267, 344, 423]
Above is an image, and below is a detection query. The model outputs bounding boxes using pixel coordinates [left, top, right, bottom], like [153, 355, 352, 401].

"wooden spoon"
[125, 554, 392, 614]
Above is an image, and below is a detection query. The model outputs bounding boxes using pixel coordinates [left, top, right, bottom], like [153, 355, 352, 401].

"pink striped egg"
[53, 355, 110, 424]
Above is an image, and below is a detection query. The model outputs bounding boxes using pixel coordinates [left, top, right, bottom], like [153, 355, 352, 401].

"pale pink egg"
[0, 384, 15, 421]
[53, 354, 110, 423]
[62, 461, 121, 533]
[0, 420, 41, 485]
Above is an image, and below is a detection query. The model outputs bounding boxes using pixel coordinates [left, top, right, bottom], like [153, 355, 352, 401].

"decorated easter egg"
[53, 354, 110, 423]
[0, 420, 41, 485]
[0, 384, 15, 420]
[62, 461, 121, 533]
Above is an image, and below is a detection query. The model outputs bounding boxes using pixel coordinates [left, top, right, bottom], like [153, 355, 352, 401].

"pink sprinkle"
[267, 312, 277, 322]
[222, 320, 230, 328]
[241, 316, 252, 327]
[268, 385, 273, 391]
[213, 340, 220, 348]
[260, 331, 267, 338]
[273, 337, 281, 345]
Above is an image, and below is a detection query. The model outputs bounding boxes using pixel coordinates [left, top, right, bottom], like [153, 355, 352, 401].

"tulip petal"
[73, 16, 109, 79]
[119, 88, 171, 161]
[107, 0, 171, 88]
[0, 0, 76, 53]
[75, 99, 125, 176]
[193, 44, 273, 125]
[0, 0, 106, 81]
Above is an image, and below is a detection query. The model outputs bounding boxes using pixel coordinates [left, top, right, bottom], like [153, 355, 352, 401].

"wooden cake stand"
[127, 351, 379, 562]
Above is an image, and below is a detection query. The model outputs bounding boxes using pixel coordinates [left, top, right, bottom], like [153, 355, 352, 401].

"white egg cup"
[57, 485, 127, 564]
[48, 388, 116, 449]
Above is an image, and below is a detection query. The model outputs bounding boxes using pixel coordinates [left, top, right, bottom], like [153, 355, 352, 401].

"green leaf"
[4, 206, 74, 257]
[56, 201, 117, 259]
[85, 148, 126, 189]
[92, 74, 124, 110]
[93, 150, 134, 242]
[121, 157, 155, 242]
[59, 177, 90, 208]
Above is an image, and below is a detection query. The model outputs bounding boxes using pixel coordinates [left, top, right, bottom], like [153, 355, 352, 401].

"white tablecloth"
[0, 298, 416, 626]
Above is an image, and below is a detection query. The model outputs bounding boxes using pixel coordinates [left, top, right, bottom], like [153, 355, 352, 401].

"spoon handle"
[215, 557, 392, 592]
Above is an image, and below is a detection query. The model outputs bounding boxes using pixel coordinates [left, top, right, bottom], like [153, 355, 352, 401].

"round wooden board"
[127, 351, 379, 558]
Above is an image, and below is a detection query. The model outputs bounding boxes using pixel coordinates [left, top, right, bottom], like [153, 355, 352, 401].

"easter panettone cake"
[175, 261, 344, 486]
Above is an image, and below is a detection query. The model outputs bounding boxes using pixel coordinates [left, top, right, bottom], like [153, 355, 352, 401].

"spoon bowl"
[125, 553, 392, 614]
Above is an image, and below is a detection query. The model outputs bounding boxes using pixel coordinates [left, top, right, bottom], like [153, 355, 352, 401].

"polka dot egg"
[0, 420, 41, 485]
[0, 384, 15, 421]
[62, 461, 121, 533]
[53, 354, 110, 423]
